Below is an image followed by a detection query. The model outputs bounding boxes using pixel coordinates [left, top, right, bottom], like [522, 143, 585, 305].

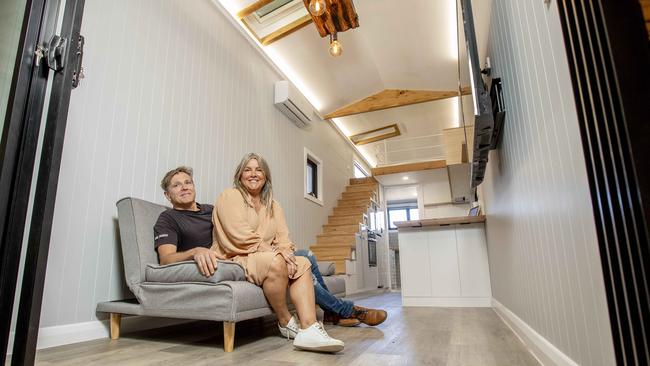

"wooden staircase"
[309, 177, 378, 274]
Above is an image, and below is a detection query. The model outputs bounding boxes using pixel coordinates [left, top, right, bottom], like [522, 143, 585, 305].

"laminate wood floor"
[30, 291, 540, 366]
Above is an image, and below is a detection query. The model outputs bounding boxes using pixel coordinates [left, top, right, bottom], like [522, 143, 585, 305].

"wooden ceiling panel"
[324, 87, 472, 119]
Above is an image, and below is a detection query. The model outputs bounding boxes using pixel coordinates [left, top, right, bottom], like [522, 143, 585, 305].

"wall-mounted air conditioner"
[274, 80, 313, 128]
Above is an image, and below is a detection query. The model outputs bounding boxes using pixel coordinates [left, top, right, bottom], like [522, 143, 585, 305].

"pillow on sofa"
[317, 261, 336, 276]
[145, 260, 245, 284]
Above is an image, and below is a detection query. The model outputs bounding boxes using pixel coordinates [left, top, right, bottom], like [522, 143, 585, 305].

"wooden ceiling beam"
[371, 160, 447, 176]
[324, 87, 472, 119]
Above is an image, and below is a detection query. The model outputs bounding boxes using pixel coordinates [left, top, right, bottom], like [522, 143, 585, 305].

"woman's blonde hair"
[233, 152, 274, 217]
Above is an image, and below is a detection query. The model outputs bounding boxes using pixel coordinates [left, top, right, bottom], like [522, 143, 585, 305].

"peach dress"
[211, 188, 310, 285]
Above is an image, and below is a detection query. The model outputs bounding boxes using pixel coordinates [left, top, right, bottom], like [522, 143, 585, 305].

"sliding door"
[0, 0, 85, 364]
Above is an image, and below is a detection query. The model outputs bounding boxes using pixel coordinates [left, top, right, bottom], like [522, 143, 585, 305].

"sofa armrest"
[317, 261, 336, 276]
[145, 260, 245, 283]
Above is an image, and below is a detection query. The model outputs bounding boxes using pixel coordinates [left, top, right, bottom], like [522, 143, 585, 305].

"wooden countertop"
[395, 215, 486, 228]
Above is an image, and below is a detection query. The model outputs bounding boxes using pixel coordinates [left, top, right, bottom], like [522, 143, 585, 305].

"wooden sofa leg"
[223, 321, 235, 352]
[110, 313, 122, 340]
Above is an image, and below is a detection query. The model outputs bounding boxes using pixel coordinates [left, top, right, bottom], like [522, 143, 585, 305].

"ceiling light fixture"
[403, 176, 409, 180]
[303, 0, 358, 57]
[329, 33, 342, 57]
[308, 0, 326, 16]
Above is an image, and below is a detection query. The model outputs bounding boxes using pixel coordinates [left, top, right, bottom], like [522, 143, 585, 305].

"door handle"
[33, 34, 85, 88]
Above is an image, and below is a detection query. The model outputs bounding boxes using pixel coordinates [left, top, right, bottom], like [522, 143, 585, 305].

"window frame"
[387, 204, 419, 230]
[353, 160, 369, 178]
[304, 147, 323, 206]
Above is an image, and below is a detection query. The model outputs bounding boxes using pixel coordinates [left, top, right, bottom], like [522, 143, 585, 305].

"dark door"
[0, 0, 85, 364]
[556, 1, 650, 365]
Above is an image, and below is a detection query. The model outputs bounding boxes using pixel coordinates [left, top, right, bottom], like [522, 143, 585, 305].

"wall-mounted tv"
[460, 0, 497, 188]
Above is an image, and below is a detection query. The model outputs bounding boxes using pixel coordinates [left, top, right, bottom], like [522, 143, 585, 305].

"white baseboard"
[7, 316, 192, 354]
[402, 296, 492, 307]
[492, 298, 578, 366]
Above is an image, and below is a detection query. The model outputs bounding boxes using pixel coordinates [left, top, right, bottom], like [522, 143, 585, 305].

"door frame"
[0, 0, 85, 363]
[556, 1, 650, 364]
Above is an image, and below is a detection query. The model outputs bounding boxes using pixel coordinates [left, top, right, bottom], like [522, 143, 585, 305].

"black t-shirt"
[153, 203, 214, 253]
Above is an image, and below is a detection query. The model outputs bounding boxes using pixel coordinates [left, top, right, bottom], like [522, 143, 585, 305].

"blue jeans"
[295, 249, 354, 318]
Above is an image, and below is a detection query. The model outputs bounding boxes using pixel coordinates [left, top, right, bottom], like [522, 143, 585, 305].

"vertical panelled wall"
[39, 0, 360, 328]
[480, 0, 615, 365]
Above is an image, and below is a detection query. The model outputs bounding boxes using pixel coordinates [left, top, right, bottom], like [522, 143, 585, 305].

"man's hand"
[192, 247, 219, 277]
[279, 249, 297, 277]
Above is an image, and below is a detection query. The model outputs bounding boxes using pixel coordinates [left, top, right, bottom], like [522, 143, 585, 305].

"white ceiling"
[220, 0, 493, 168]
[384, 185, 419, 202]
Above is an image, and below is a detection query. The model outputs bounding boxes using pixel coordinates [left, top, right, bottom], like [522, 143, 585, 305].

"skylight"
[255, 0, 293, 18]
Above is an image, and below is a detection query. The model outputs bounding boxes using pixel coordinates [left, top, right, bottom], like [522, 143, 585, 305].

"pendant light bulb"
[329, 40, 342, 57]
[308, 0, 326, 16]
[329, 33, 342, 57]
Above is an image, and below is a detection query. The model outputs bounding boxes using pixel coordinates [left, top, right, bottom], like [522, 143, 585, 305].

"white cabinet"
[344, 232, 379, 294]
[456, 224, 491, 297]
[398, 222, 491, 307]
[399, 230, 433, 297]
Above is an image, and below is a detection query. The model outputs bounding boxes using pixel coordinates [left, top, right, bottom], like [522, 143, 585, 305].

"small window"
[388, 208, 407, 229]
[254, 0, 294, 17]
[304, 148, 323, 205]
[387, 204, 419, 230]
[306, 158, 318, 198]
[353, 161, 369, 178]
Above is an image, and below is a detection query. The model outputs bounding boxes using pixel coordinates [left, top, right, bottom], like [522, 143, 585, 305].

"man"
[154, 166, 387, 329]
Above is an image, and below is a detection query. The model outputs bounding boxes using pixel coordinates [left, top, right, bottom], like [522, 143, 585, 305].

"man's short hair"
[161, 166, 193, 192]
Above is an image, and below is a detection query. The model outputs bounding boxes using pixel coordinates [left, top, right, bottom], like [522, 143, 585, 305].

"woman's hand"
[279, 249, 297, 277]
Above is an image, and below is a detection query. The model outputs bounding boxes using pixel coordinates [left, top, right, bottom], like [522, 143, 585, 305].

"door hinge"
[71, 35, 85, 89]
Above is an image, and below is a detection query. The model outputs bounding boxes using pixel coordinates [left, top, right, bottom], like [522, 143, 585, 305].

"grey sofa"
[96, 197, 346, 352]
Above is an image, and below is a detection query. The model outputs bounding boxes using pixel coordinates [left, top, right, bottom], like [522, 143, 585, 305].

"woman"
[212, 153, 344, 353]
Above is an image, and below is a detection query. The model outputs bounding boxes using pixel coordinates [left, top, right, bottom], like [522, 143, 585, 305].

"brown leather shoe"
[351, 306, 387, 326]
[322, 310, 339, 324]
[323, 310, 361, 327]
[335, 317, 361, 327]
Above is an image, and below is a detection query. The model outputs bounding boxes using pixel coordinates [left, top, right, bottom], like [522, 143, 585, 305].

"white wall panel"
[481, 0, 615, 365]
[40, 0, 359, 328]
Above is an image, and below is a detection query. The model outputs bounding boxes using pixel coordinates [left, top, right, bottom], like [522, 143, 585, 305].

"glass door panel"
[0, 0, 27, 126]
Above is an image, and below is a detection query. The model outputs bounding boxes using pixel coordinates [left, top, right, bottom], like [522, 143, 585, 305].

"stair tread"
[329, 213, 364, 218]
[311, 243, 355, 248]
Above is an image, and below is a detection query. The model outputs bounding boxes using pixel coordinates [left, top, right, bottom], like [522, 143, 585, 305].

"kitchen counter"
[396, 215, 491, 307]
[395, 215, 486, 228]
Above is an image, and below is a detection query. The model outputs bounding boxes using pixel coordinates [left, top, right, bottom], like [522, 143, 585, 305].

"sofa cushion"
[145, 260, 245, 284]
[116, 197, 169, 287]
[323, 275, 346, 297]
[317, 261, 336, 276]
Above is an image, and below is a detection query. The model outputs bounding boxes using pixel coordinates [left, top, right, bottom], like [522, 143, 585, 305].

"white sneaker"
[293, 322, 344, 353]
[278, 315, 299, 340]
